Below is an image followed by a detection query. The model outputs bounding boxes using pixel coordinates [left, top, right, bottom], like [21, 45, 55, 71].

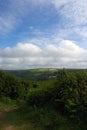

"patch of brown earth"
[5, 125, 15, 130]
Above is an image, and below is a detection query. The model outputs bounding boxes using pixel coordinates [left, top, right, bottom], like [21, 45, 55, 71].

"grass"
[0, 97, 86, 130]
[0, 101, 81, 130]
[29, 68, 58, 72]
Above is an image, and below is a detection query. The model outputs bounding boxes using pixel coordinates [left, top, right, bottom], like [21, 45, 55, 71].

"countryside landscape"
[0, 0, 87, 130]
[0, 68, 87, 130]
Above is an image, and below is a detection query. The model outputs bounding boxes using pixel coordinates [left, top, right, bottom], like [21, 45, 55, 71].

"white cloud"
[52, 0, 87, 26]
[0, 40, 86, 69]
[73, 27, 87, 39]
[1, 0, 87, 36]
[0, 43, 42, 58]
[0, 15, 17, 35]
[0, 0, 32, 35]
[0, 0, 50, 35]
[0, 0, 87, 70]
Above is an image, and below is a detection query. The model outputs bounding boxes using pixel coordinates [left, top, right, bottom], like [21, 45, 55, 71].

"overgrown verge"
[0, 69, 87, 129]
[27, 69, 87, 129]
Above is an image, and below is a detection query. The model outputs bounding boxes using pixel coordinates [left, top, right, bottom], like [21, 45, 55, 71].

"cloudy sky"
[0, 0, 87, 69]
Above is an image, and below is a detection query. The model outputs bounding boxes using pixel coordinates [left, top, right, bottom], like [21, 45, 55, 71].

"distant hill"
[5, 68, 58, 80]
[4, 68, 87, 80]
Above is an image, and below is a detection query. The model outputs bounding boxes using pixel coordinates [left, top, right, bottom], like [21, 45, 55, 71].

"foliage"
[0, 104, 75, 130]
[28, 69, 87, 121]
[0, 69, 87, 129]
[0, 70, 30, 100]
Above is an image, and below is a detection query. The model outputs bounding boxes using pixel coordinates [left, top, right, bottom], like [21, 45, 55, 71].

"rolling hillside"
[4, 68, 87, 80]
[5, 68, 58, 80]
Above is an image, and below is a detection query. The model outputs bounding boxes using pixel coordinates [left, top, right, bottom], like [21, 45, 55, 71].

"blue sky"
[0, 0, 87, 69]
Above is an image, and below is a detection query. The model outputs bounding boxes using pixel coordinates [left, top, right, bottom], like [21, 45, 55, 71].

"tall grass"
[0, 102, 76, 130]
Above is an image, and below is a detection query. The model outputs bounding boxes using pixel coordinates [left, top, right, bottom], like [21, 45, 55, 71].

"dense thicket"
[28, 69, 87, 120]
[0, 70, 31, 99]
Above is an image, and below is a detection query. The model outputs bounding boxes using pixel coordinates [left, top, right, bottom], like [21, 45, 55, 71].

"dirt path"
[4, 107, 17, 112]
[0, 107, 17, 130]
[5, 125, 15, 130]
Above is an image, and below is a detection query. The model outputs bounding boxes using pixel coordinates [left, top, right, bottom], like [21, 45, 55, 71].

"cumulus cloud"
[0, 40, 86, 69]
[0, 43, 42, 58]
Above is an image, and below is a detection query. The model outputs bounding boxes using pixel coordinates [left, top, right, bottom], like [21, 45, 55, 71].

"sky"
[0, 0, 87, 69]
